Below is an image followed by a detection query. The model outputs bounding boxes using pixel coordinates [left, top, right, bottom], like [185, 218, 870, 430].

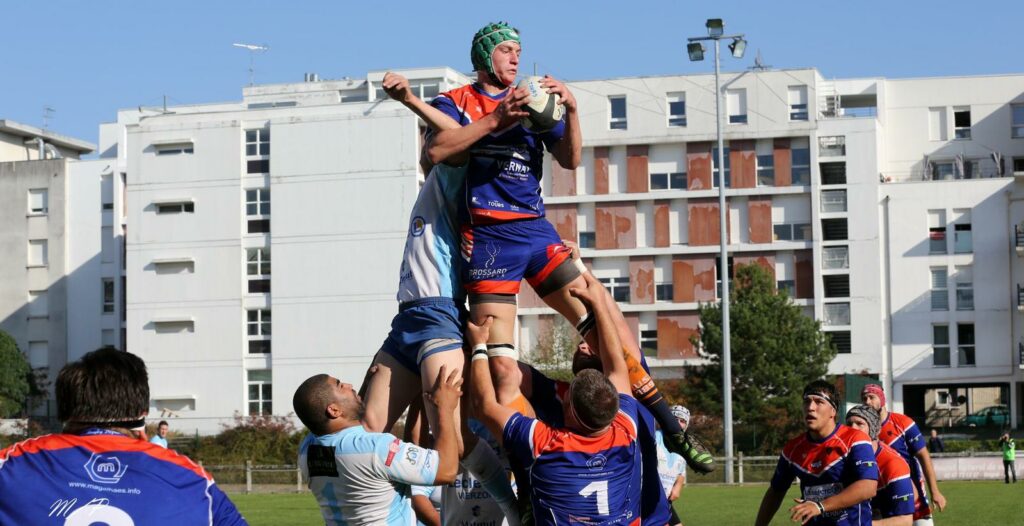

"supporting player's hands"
[561, 239, 580, 260]
[466, 316, 494, 349]
[492, 87, 529, 129]
[568, 272, 606, 310]
[540, 75, 577, 113]
[789, 499, 822, 525]
[382, 72, 413, 103]
[425, 365, 463, 412]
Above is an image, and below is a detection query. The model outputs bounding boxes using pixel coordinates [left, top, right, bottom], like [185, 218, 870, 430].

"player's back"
[0, 432, 245, 525]
[873, 442, 915, 518]
[506, 395, 643, 525]
[879, 412, 924, 463]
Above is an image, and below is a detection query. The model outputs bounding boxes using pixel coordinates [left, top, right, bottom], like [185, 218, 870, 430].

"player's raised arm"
[383, 71, 461, 132]
[568, 273, 629, 395]
[467, 317, 518, 443]
[540, 75, 581, 170]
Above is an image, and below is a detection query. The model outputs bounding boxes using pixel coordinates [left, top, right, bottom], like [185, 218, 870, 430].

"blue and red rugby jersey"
[503, 393, 643, 526]
[873, 441, 915, 519]
[0, 430, 246, 525]
[431, 83, 565, 225]
[769, 424, 879, 526]
[878, 411, 931, 518]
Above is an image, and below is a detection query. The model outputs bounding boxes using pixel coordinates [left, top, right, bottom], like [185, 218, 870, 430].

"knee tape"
[575, 312, 596, 338]
[487, 343, 520, 360]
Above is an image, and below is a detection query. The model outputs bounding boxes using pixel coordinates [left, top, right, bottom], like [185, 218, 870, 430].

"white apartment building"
[0, 120, 126, 421]
[103, 66, 1024, 433]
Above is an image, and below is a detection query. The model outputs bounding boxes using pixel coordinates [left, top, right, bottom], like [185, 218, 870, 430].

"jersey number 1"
[578, 480, 609, 515]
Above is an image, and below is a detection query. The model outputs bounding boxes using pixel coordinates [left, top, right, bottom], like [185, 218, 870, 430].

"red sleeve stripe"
[0, 434, 211, 480]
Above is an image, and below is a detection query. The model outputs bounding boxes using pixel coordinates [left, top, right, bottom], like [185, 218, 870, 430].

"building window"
[928, 210, 947, 254]
[28, 189, 48, 215]
[650, 172, 686, 190]
[712, 147, 730, 188]
[953, 107, 971, 139]
[247, 370, 272, 415]
[727, 89, 747, 124]
[756, 155, 774, 186]
[246, 189, 270, 216]
[823, 302, 851, 326]
[955, 266, 973, 311]
[931, 268, 948, 311]
[820, 162, 846, 185]
[248, 219, 270, 234]
[655, 283, 674, 302]
[821, 218, 848, 241]
[667, 92, 686, 127]
[930, 162, 954, 180]
[247, 248, 271, 276]
[818, 136, 845, 157]
[28, 290, 48, 318]
[28, 341, 48, 368]
[609, 96, 627, 130]
[953, 222, 972, 253]
[823, 275, 850, 298]
[791, 148, 810, 185]
[156, 202, 194, 214]
[714, 256, 735, 299]
[820, 190, 847, 213]
[246, 128, 270, 174]
[247, 309, 271, 354]
[827, 331, 851, 354]
[28, 239, 48, 267]
[822, 246, 849, 270]
[935, 389, 952, 408]
[933, 325, 950, 367]
[957, 323, 975, 366]
[1014, 158, 1024, 175]
[777, 280, 795, 297]
[1012, 104, 1024, 139]
[155, 145, 194, 156]
[640, 330, 658, 358]
[102, 279, 115, 313]
[773, 223, 811, 241]
[788, 85, 809, 121]
[247, 309, 271, 337]
[598, 277, 630, 303]
[579, 232, 595, 249]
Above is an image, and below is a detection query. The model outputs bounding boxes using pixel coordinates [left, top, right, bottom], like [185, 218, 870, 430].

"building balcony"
[1016, 225, 1024, 256]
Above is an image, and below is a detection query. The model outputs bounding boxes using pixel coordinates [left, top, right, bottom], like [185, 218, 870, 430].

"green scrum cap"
[471, 22, 520, 76]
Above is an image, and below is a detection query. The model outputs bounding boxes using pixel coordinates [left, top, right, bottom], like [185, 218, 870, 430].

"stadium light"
[687, 19, 748, 485]
[687, 42, 705, 62]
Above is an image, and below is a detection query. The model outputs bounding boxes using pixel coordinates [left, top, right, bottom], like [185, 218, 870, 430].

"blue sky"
[1, 0, 1020, 148]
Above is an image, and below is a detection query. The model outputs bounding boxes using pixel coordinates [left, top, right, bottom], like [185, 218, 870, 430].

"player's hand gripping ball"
[519, 76, 564, 132]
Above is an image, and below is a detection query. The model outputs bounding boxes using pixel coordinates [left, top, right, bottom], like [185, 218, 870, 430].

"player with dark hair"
[861, 384, 946, 524]
[0, 347, 246, 525]
[755, 380, 878, 526]
[845, 404, 914, 525]
[294, 367, 462, 525]
[470, 272, 644, 524]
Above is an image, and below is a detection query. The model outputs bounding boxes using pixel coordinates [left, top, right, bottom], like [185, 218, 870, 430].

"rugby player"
[469, 272, 644, 524]
[425, 22, 709, 473]
[754, 380, 878, 526]
[294, 367, 461, 525]
[0, 347, 246, 525]
[861, 384, 946, 524]
[846, 404, 915, 525]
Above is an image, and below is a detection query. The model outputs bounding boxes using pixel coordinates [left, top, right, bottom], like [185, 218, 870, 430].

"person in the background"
[926, 429, 944, 454]
[659, 405, 691, 526]
[150, 420, 169, 448]
[999, 434, 1016, 484]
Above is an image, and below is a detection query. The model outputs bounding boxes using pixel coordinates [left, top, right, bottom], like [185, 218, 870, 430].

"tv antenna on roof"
[750, 49, 771, 71]
[42, 106, 55, 129]
[233, 43, 270, 86]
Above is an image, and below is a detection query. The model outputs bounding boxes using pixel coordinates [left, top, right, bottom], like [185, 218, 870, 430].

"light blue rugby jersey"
[299, 426, 440, 526]
[397, 164, 467, 303]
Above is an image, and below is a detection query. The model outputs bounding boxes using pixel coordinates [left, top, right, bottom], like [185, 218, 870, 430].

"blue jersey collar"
[472, 82, 509, 100]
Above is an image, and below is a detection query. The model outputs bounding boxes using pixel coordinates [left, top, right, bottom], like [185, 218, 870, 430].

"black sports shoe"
[666, 431, 715, 474]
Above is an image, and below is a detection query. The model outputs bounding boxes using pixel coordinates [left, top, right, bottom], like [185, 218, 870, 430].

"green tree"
[681, 263, 836, 453]
[528, 317, 578, 383]
[0, 331, 31, 418]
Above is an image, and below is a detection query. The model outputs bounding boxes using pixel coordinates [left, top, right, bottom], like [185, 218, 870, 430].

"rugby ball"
[519, 76, 564, 132]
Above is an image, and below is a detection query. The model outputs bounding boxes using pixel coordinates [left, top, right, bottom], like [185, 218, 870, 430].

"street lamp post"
[687, 18, 746, 484]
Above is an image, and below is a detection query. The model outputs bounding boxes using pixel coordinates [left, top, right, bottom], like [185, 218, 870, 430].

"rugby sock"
[622, 346, 684, 436]
[461, 440, 521, 526]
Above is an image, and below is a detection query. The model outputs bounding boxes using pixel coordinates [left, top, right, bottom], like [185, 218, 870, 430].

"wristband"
[814, 501, 825, 515]
[471, 344, 489, 361]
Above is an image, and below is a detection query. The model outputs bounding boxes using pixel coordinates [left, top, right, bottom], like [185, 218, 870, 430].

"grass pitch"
[229, 480, 1021, 525]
